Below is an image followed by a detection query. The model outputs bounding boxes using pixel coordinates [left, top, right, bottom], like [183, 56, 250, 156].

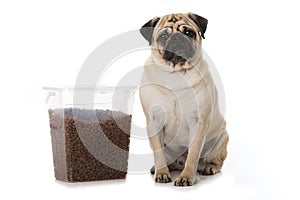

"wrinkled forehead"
[158, 14, 193, 29]
[153, 14, 198, 36]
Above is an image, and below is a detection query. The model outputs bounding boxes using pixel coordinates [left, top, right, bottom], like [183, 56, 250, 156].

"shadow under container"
[44, 86, 134, 182]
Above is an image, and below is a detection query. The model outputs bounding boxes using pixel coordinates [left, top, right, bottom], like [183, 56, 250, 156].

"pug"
[139, 13, 229, 186]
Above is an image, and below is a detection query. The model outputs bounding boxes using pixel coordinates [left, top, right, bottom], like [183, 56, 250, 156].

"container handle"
[45, 91, 56, 104]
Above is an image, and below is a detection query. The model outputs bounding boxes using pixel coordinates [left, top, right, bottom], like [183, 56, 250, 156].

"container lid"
[43, 85, 137, 111]
[43, 85, 136, 93]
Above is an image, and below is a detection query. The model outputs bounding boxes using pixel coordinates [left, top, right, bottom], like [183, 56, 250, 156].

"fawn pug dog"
[139, 13, 229, 186]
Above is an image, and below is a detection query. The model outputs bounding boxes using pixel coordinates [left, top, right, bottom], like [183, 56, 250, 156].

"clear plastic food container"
[44, 86, 134, 182]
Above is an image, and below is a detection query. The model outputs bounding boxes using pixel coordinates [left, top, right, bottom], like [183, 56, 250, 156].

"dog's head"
[140, 13, 208, 71]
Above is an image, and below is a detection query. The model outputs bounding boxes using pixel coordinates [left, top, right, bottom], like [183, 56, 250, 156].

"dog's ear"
[140, 17, 160, 45]
[188, 13, 208, 39]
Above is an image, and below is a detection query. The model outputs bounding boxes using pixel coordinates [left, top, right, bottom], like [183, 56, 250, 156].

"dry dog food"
[48, 108, 131, 182]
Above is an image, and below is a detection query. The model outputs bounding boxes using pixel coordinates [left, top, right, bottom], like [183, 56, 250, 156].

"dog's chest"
[164, 109, 198, 148]
[151, 88, 200, 147]
[141, 64, 210, 148]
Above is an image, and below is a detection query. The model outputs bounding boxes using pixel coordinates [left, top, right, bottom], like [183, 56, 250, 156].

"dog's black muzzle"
[163, 33, 195, 64]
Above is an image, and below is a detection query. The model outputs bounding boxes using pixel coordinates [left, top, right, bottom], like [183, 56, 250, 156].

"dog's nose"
[173, 46, 185, 56]
[163, 33, 187, 59]
[171, 33, 185, 42]
[163, 33, 194, 63]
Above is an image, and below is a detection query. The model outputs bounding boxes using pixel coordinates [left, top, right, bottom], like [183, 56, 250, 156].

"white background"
[1, 0, 300, 199]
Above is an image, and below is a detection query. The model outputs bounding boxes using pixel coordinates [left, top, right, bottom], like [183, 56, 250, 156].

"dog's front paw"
[174, 169, 195, 187]
[155, 173, 172, 183]
[154, 167, 172, 183]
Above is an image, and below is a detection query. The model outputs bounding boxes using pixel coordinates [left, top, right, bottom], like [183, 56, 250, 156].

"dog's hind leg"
[198, 131, 229, 175]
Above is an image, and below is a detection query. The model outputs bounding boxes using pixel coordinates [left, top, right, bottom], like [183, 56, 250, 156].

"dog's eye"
[184, 29, 196, 38]
[157, 34, 168, 43]
[159, 34, 168, 40]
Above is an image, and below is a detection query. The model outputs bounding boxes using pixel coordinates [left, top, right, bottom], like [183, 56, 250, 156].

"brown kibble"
[48, 108, 131, 182]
